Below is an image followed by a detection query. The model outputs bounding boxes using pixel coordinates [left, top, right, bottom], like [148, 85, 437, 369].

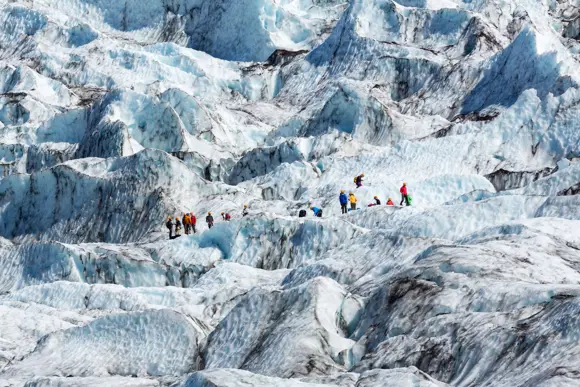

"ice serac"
[0, 149, 233, 244]
[198, 215, 361, 269]
[1, 0, 580, 385]
[183, 367, 448, 387]
[2, 309, 203, 381]
[204, 277, 357, 377]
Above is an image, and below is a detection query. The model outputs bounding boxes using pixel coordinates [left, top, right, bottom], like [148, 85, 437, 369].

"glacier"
[1, 0, 580, 385]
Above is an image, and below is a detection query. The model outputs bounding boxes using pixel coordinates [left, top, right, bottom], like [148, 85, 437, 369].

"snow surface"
[1, 0, 580, 385]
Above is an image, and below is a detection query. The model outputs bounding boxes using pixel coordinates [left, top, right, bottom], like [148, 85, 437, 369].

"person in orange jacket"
[183, 213, 192, 235]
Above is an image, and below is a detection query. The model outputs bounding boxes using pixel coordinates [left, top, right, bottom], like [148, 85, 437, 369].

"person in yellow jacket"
[349, 192, 357, 211]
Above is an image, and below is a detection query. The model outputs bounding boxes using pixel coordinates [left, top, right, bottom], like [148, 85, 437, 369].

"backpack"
[353, 176, 357, 183]
[316, 209, 323, 217]
[298, 209, 306, 217]
[407, 195, 413, 205]
[166, 220, 172, 229]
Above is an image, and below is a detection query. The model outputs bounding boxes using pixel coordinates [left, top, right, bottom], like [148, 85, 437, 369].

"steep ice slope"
[1, 0, 580, 385]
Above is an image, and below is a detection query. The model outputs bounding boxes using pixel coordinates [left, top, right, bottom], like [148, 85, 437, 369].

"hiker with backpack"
[339, 190, 348, 214]
[222, 212, 231, 221]
[174, 217, 182, 236]
[349, 192, 357, 210]
[183, 213, 192, 235]
[242, 204, 249, 217]
[206, 212, 214, 229]
[166, 216, 174, 239]
[354, 174, 364, 188]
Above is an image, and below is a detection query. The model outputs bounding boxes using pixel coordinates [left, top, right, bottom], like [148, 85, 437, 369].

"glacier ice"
[2, 0, 580, 385]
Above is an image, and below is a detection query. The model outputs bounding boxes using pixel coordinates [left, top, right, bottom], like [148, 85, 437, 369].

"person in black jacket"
[166, 216, 173, 239]
[374, 196, 381, 205]
[206, 212, 214, 229]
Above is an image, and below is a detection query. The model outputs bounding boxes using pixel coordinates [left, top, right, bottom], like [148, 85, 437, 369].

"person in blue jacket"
[339, 190, 348, 214]
[310, 206, 323, 217]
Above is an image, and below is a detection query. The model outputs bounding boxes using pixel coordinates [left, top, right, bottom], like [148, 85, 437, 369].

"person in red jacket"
[386, 197, 394, 206]
[400, 182, 410, 206]
[190, 212, 197, 233]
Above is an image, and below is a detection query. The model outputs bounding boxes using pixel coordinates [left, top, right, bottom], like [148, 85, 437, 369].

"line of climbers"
[165, 204, 250, 239]
[299, 181, 412, 218]
[341, 181, 412, 212]
[166, 181, 411, 236]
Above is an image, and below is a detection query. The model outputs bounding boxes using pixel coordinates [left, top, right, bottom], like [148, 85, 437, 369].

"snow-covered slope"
[1, 0, 580, 385]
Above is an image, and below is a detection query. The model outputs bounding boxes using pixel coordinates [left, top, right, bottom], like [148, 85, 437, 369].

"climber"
[175, 217, 182, 236]
[190, 212, 197, 234]
[242, 204, 249, 217]
[349, 192, 357, 210]
[166, 216, 174, 239]
[310, 206, 323, 217]
[206, 212, 214, 229]
[222, 212, 231, 221]
[183, 213, 191, 235]
[339, 190, 348, 214]
[354, 173, 364, 188]
[400, 182, 410, 206]
[298, 209, 307, 217]
[374, 196, 381, 205]
[386, 197, 394, 206]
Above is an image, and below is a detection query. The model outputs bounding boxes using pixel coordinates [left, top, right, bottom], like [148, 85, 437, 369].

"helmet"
[361, 173, 365, 177]
[244, 204, 248, 208]
[374, 196, 377, 199]
[175, 217, 179, 220]
[349, 192, 353, 195]
[388, 197, 392, 200]
[310, 206, 314, 209]
[208, 212, 212, 215]
[403, 182, 407, 186]
[341, 190, 345, 193]
[167, 216, 171, 220]
[221, 212, 224, 215]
